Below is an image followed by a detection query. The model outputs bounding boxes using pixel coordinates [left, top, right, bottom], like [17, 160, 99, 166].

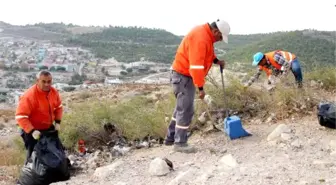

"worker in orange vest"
[245, 50, 303, 88]
[164, 19, 231, 153]
[15, 70, 63, 159]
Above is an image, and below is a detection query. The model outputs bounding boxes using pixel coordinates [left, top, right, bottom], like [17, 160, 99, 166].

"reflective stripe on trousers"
[166, 70, 195, 145]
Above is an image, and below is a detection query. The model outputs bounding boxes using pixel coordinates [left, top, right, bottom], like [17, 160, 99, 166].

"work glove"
[280, 65, 289, 75]
[54, 123, 60, 131]
[199, 90, 206, 100]
[217, 60, 225, 70]
[54, 120, 61, 131]
[31, 130, 41, 140]
[268, 75, 275, 84]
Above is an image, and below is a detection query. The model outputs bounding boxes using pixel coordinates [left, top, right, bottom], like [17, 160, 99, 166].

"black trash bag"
[317, 102, 336, 129]
[18, 131, 70, 185]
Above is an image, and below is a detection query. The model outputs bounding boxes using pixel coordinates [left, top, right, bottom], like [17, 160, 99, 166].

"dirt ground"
[52, 116, 336, 185]
[1, 83, 335, 185]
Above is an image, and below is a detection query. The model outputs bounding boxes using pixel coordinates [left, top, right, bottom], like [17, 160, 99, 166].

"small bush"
[60, 94, 176, 149]
[206, 76, 270, 118]
[78, 91, 92, 99]
[206, 72, 321, 120]
[305, 67, 336, 91]
[0, 136, 25, 166]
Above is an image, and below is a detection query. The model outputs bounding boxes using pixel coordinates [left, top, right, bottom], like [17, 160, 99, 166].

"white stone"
[313, 160, 334, 168]
[204, 94, 213, 106]
[267, 124, 291, 141]
[266, 114, 275, 123]
[198, 112, 207, 124]
[113, 145, 131, 155]
[67, 154, 76, 166]
[86, 151, 100, 167]
[268, 140, 280, 146]
[291, 139, 302, 148]
[281, 133, 292, 141]
[93, 160, 124, 179]
[219, 154, 238, 168]
[330, 151, 336, 157]
[115, 182, 127, 185]
[195, 172, 213, 184]
[148, 157, 170, 176]
[141, 141, 149, 148]
[167, 168, 197, 185]
[67, 154, 76, 161]
[329, 140, 336, 150]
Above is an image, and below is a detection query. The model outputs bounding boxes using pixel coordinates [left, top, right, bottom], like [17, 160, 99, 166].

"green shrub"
[206, 73, 320, 120]
[60, 94, 177, 149]
[305, 67, 336, 91]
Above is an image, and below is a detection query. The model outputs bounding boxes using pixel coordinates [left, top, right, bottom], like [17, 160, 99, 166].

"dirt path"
[52, 116, 336, 185]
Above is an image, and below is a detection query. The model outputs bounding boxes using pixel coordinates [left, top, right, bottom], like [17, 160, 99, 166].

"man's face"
[37, 75, 52, 91]
[213, 29, 223, 42]
[259, 57, 267, 66]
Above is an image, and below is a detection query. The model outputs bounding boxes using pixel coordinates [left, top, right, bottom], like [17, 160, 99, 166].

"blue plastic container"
[224, 115, 252, 140]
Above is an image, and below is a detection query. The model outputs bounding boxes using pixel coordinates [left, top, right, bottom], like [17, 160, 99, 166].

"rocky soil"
[51, 116, 336, 185]
[0, 82, 335, 185]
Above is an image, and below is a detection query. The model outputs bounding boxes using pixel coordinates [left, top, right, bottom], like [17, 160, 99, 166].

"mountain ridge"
[0, 21, 334, 67]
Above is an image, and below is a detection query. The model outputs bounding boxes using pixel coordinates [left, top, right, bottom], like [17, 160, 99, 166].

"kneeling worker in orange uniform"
[15, 70, 63, 158]
[165, 19, 231, 153]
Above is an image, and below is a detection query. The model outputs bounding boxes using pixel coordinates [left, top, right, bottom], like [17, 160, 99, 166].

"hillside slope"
[223, 30, 336, 70]
[66, 26, 181, 63]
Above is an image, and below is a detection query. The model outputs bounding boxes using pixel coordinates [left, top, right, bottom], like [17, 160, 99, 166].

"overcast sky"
[0, 0, 335, 35]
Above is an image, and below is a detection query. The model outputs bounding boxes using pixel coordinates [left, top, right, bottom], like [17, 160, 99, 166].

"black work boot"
[173, 143, 196, 153]
[298, 82, 303, 88]
[164, 140, 174, 146]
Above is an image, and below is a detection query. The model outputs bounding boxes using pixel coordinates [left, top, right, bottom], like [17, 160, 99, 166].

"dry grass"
[59, 69, 334, 149]
[0, 136, 25, 181]
[0, 136, 25, 166]
[305, 67, 336, 91]
[0, 109, 15, 122]
[78, 91, 92, 99]
[60, 93, 176, 149]
[206, 73, 323, 121]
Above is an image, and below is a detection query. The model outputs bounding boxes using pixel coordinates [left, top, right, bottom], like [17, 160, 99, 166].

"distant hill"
[0, 22, 334, 68]
[66, 26, 182, 63]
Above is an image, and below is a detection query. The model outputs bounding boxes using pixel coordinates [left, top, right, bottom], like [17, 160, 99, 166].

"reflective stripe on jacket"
[15, 84, 63, 133]
[260, 50, 297, 77]
[172, 23, 217, 88]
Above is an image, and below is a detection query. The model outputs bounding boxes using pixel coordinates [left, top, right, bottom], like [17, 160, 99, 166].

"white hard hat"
[215, 20, 230, 43]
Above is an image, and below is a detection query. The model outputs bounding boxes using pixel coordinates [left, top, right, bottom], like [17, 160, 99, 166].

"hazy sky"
[0, 0, 335, 35]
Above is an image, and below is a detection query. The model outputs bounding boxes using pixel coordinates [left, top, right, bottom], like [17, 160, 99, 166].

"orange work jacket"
[15, 84, 63, 134]
[260, 50, 296, 76]
[172, 23, 217, 88]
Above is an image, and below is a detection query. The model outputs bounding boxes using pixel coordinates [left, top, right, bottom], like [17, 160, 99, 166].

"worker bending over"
[245, 50, 303, 88]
